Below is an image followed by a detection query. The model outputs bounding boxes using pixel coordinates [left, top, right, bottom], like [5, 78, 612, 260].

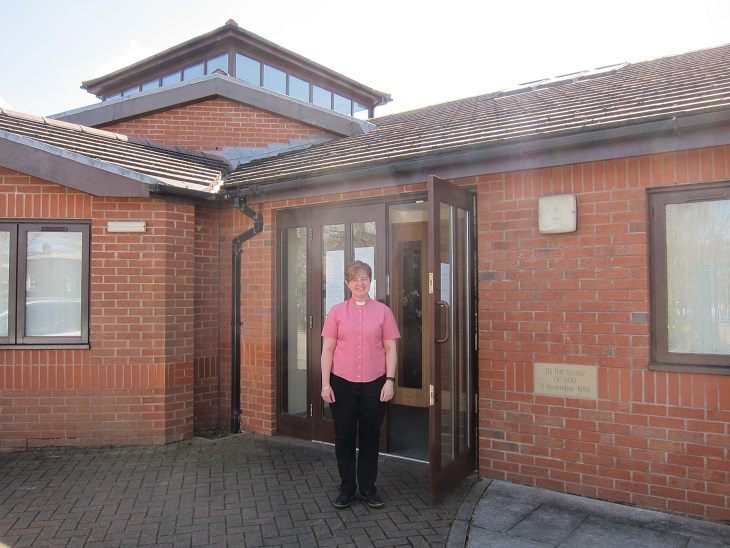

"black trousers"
[329, 373, 387, 495]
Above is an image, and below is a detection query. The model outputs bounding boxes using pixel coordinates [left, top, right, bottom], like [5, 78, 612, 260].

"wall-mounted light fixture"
[538, 194, 577, 234]
[107, 221, 147, 233]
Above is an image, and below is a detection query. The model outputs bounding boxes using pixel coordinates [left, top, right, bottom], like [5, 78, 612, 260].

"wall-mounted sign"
[534, 363, 597, 398]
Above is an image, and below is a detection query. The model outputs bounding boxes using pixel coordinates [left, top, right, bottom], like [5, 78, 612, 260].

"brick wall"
[193, 204, 221, 432]
[0, 168, 197, 448]
[477, 147, 730, 521]
[102, 98, 334, 152]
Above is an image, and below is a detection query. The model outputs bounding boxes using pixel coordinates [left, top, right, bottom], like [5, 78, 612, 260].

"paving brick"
[0, 434, 467, 546]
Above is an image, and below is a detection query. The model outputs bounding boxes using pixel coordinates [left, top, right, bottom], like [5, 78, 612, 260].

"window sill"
[0, 344, 90, 350]
[649, 362, 730, 375]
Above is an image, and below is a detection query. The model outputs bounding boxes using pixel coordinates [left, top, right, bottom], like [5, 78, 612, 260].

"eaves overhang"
[54, 74, 373, 137]
[227, 109, 730, 201]
[0, 130, 175, 198]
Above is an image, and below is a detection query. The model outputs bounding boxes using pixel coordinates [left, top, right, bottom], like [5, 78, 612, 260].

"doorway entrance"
[274, 176, 475, 502]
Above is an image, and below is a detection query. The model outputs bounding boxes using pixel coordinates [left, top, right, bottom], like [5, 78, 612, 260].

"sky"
[1, 0, 730, 118]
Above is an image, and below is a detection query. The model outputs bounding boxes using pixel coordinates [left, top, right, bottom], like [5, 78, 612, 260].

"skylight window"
[497, 62, 629, 98]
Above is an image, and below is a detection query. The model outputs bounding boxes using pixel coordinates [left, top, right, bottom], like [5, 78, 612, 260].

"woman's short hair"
[345, 260, 372, 282]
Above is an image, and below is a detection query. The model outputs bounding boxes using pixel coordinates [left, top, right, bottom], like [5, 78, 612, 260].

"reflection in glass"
[263, 65, 287, 94]
[401, 241, 423, 388]
[281, 227, 308, 415]
[322, 223, 346, 422]
[183, 62, 204, 81]
[25, 231, 82, 337]
[456, 207, 471, 454]
[162, 72, 181, 86]
[236, 54, 261, 85]
[439, 202, 455, 464]
[353, 221, 376, 299]
[207, 53, 229, 75]
[334, 94, 352, 115]
[313, 85, 332, 109]
[0, 232, 8, 337]
[141, 80, 159, 91]
[323, 224, 345, 315]
[666, 200, 730, 354]
[288, 75, 310, 102]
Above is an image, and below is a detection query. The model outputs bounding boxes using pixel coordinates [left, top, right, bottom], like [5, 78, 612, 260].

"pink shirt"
[321, 297, 401, 383]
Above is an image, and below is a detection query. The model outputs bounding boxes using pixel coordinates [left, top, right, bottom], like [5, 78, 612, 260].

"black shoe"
[361, 490, 384, 508]
[333, 490, 354, 509]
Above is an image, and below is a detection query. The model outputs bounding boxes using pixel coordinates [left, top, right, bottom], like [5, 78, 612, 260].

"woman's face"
[346, 270, 371, 301]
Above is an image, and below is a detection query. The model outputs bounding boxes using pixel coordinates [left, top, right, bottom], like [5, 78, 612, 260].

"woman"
[321, 260, 400, 509]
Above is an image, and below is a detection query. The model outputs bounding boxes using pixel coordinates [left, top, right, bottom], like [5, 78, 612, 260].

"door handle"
[435, 300, 450, 343]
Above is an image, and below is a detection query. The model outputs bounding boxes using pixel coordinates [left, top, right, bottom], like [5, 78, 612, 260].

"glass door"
[427, 175, 476, 504]
[276, 204, 386, 442]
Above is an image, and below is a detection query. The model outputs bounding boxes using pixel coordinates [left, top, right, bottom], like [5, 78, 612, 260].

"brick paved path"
[0, 433, 473, 547]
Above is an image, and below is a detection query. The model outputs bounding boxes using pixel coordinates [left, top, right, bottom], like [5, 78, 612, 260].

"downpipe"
[231, 196, 263, 433]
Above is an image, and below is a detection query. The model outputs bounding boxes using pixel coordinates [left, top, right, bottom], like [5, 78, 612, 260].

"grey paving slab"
[508, 505, 586, 544]
[464, 480, 730, 548]
[561, 516, 689, 548]
[468, 528, 552, 548]
[470, 493, 538, 532]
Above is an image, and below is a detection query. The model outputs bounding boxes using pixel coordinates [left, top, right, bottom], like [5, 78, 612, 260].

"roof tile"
[225, 43, 730, 188]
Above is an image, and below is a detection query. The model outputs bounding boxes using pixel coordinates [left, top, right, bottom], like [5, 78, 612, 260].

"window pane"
[322, 223, 345, 423]
[288, 75, 310, 102]
[161, 72, 181, 86]
[25, 231, 82, 337]
[206, 53, 228, 75]
[141, 80, 159, 91]
[183, 62, 204, 81]
[352, 221, 376, 299]
[313, 85, 332, 109]
[263, 64, 286, 94]
[236, 53, 261, 85]
[281, 227, 308, 416]
[439, 202, 455, 464]
[333, 94, 352, 115]
[666, 199, 730, 355]
[122, 86, 140, 97]
[0, 232, 9, 337]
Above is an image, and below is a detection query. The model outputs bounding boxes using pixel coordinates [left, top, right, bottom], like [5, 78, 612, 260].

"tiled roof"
[224, 43, 730, 188]
[0, 109, 229, 190]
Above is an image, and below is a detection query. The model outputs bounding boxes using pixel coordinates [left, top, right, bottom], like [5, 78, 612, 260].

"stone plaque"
[534, 363, 597, 398]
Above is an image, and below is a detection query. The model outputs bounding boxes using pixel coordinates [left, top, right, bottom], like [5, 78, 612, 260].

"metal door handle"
[435, 300, 450, 343]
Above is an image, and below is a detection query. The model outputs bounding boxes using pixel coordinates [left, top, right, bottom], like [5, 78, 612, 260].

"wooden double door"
[275, 176, 475, 503]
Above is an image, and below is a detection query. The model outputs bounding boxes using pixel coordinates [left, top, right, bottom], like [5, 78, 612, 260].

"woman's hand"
[321, 386, 335, 403]
[380, 380, 394, 402]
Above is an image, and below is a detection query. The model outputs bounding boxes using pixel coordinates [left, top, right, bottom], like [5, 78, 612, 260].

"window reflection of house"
[26, 242, 82, 337]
